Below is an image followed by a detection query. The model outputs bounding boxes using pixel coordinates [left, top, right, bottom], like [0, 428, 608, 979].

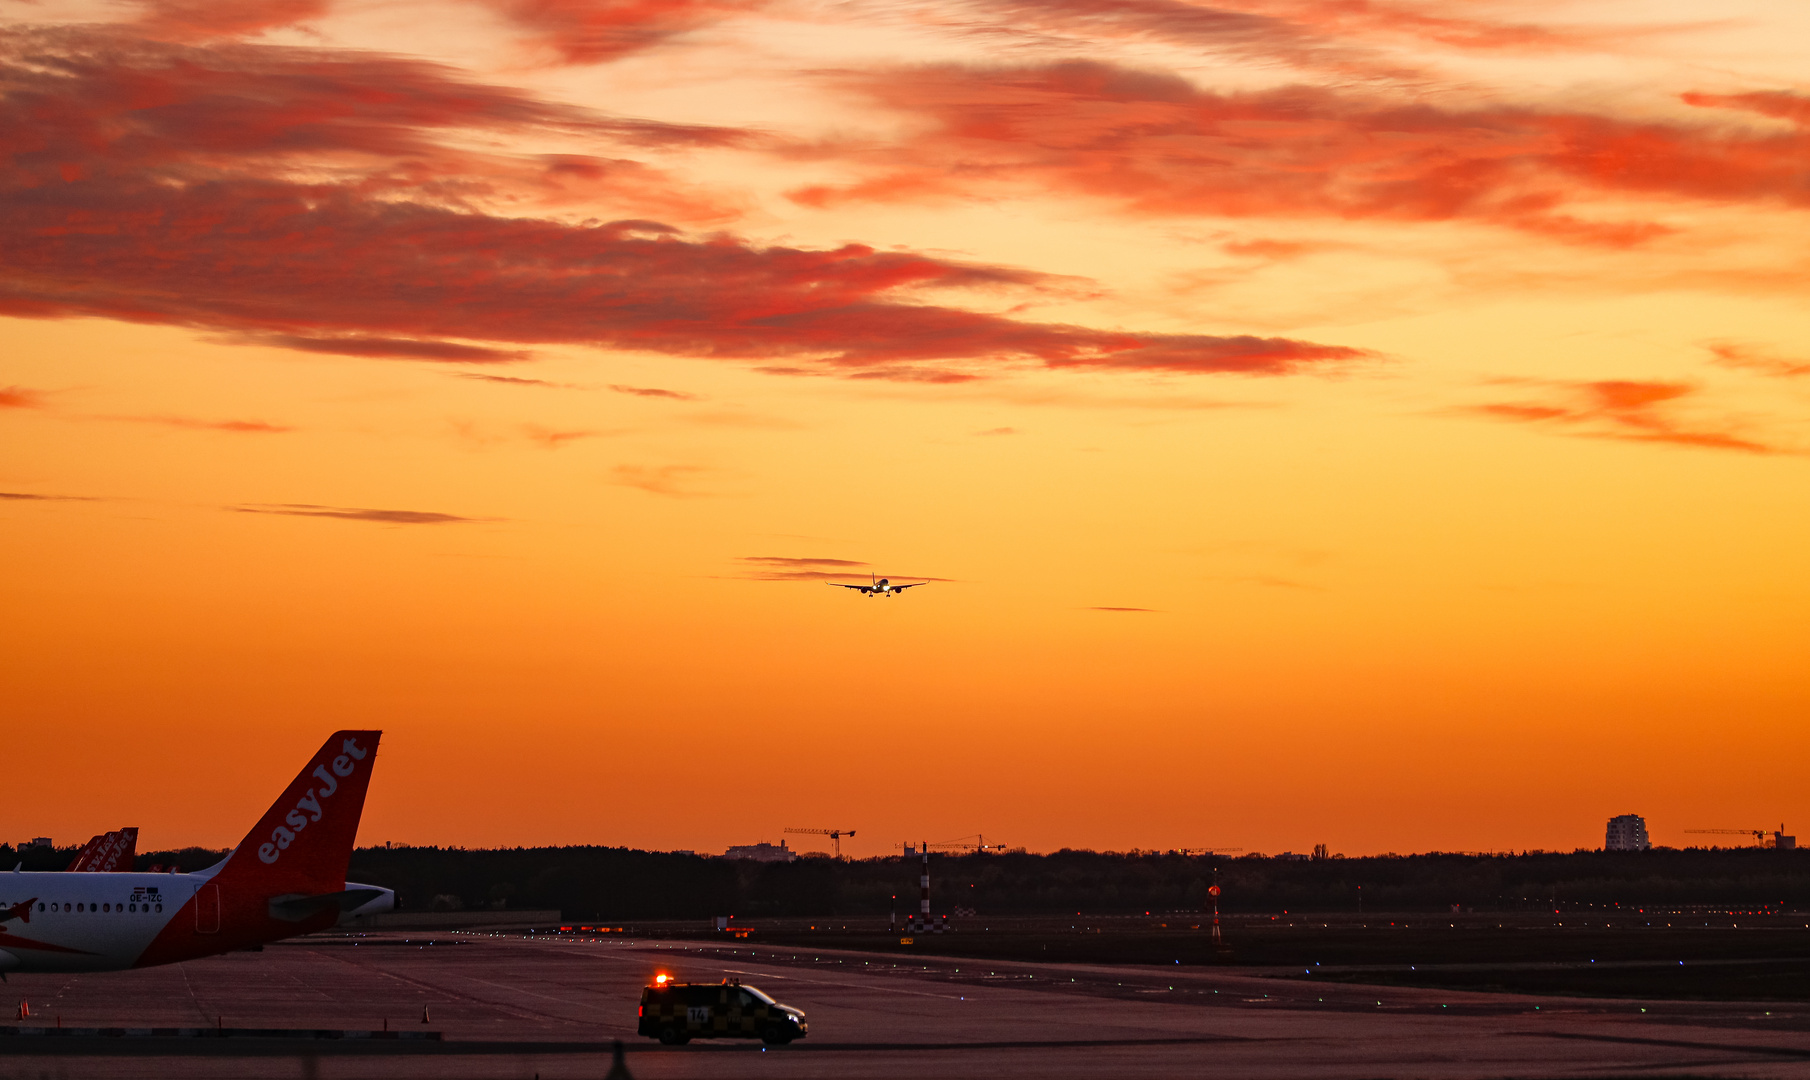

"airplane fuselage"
[0, 871, 393, 972]
[2, 870, 198, 972]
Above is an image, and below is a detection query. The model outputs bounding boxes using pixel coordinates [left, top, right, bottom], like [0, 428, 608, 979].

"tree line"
[6, 844, 1802, 920]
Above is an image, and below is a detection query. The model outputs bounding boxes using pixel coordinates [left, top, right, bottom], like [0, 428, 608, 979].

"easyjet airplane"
[0, 730, 393, 974]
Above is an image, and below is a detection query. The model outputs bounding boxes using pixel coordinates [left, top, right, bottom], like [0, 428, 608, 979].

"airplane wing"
[891, 582, 928, 591]
[826, 582, 870, 591]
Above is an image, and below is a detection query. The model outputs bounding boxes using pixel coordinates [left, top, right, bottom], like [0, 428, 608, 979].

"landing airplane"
[828, 574, 926, 597]
[0, 731, 393, 974]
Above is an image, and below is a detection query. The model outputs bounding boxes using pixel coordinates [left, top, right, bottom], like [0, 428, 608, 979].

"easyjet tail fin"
[67, 827, 138, 872]
[215, 731, 381, 895]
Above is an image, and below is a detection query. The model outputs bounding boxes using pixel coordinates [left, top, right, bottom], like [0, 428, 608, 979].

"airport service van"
[637, 976, 808, 1045]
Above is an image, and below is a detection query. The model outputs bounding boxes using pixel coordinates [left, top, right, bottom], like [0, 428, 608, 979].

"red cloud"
[0, 33, 1365, 380]
[738, 555, 870, 580]
[1239, 0, 1669, 54]
[793, 61, 1810, 244]
[136, 0, 329, 41]
[521, 424, 605, 447]
[117, 416, 293, 433]
[1, 29, 751, 225]
[1469, 379, 1779, 454]
[457, 373, 575, 387]
[610, 384, 698, 399]
[478, 0, 759, 64]
[1682, 91, 1810, 127]
[237, 504, 478, 523]
[0, 386, 45, 409]
[1705, 341, 1810, 378]
[248, 335, 535, 363]
[610, 464, 713, 496]
[936, 0, 1643, 88]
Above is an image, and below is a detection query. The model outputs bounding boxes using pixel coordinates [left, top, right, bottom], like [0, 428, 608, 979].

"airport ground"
[718, 912, 1810, 1000]
[7, 925, 1810, 1079]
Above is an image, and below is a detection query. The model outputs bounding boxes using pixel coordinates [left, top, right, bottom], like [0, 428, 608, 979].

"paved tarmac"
[5, 930, 1810, 1078]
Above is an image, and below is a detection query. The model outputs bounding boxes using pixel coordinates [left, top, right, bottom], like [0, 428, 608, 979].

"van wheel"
[760, 1027, 793, 1045]
[658, 1026, 690, 1045]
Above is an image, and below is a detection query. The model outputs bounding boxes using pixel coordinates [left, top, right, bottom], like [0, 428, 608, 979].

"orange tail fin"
[217, 731, 382, 896]
[135, 731, 382, 968]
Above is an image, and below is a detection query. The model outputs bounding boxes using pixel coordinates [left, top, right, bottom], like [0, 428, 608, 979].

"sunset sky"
[4, 0, 1808, 859]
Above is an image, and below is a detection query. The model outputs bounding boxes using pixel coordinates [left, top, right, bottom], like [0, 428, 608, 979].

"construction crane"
[1685, 825, 1794, 849]
[897, 835, 1006, 854]
[784, 827, 855, 858]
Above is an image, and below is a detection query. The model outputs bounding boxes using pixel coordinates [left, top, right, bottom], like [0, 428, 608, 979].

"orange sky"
[3, 0, 1808, 859]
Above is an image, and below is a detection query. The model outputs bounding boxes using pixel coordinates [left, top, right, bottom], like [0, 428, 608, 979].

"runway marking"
[1520, 1030, 1810, 1060]
[520, 939, 971, 1000]
[0, 1033, 1256, 1057]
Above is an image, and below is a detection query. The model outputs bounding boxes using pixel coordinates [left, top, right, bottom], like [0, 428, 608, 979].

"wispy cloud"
[114, 416, 292, 433]
[610, 464, 714, 496]
[1089, 605, 1157, 611]
[455, 373, 578, 388]
[975, 426, 1017, 436]
[249, 335, 535, 364]
[235, 503, 481, 524]
[738, 554, 869, 580]
[522, 424, 608, 448]
[1467, 379, 1781, 454]
[0, 386, 46, 409]
[1706, 341, 1810, 379]
[474, 0, 763, 65]
[929, 0, 1672, 83]
[0, 491, 96, 501]
[134, 0, 329, 40]
[610, 384, 699, 400]
[794, 61, 1810, 246]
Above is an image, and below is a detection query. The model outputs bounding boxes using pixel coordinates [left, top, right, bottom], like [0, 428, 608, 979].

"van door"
[195, 884, 221, 934]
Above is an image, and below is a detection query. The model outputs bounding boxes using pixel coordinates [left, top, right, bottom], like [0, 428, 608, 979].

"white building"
[1605, 814, 1650, 851]
[721, 840, 796, 863]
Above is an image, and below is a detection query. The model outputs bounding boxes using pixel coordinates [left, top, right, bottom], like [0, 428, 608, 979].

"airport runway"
[5, 930, 1810, 1078]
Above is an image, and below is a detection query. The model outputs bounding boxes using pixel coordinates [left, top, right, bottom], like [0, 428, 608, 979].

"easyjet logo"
[257, 737, 368, 865]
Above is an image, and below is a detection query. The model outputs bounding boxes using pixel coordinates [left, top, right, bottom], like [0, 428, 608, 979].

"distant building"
[19, 837, 51, 851]
[1605, 814, 1650, 851]
[721, 840, 795, 863]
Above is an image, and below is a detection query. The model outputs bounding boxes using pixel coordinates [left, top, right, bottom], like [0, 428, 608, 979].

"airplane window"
[77, 903, 85, 912]
[36, 903, 44, 912]
[103, 903, 111, 912]
[129, 903, 137, 912]
[155, 903, 163, 912]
